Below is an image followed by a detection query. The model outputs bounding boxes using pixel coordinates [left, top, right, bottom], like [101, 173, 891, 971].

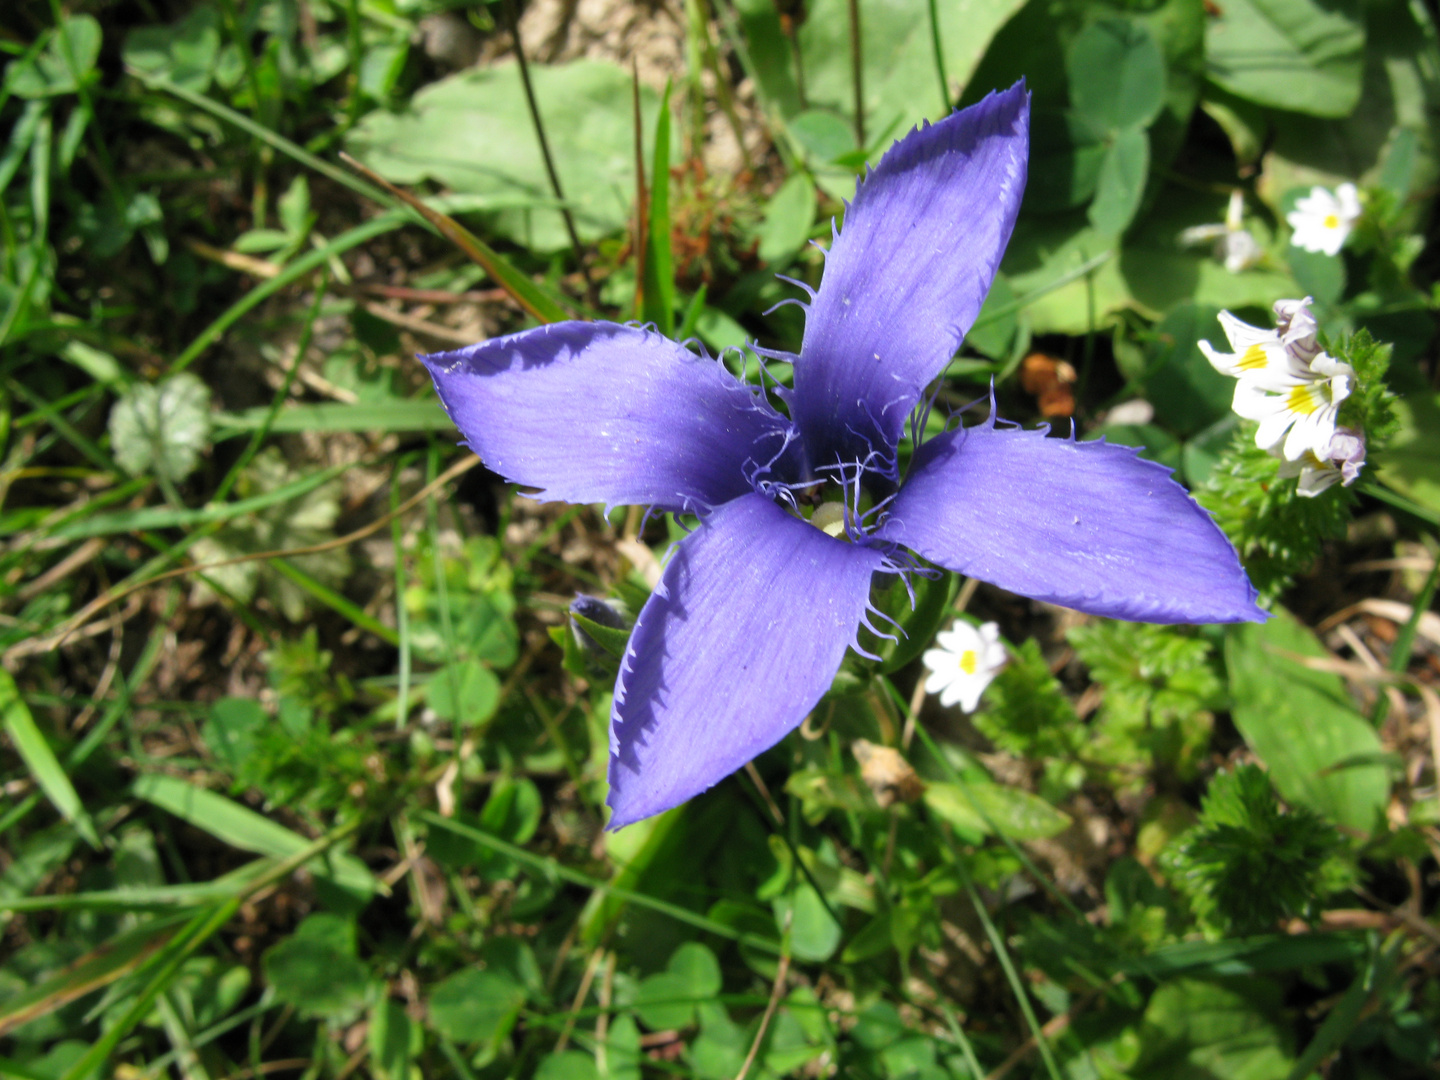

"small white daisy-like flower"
[1232, 353, 1354, 461]
[1286, 183, 1361, 256]
[1278, 427, 1366, 497]
[921, 620, 1006, 712]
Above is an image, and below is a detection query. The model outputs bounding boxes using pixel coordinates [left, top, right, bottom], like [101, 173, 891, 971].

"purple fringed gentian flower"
[421, 82, 1264, 829]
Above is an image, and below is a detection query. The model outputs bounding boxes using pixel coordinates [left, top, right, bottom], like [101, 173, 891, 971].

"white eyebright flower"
[1277, 427, 1367, 497]
[1198, 306, 1314, 389]
[1286, 183, 1361, 256]
[921, 620, 1006, 712]
[1231, 353, 1354, 461]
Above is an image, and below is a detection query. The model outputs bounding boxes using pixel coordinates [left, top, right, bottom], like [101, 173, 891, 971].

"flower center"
[1323, 214, 1340, 229]
[959, 650, 977, 675]
[809, 501, 849, 537]
[1237, 344, 1269, 371]
[1285, 383, 1326, 416]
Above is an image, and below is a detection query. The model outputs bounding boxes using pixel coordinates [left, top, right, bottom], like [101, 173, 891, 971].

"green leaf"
[346, 60, 667, 253]
[1376, 389, 1440, 516]
[0, 672, 99, 849]
[369, 998, 413, 1080]
[774, 882, 841, 962]
[427, 968, 526, 1049]
[213, 399, 449, 436]
[1088, 127, 1150, 235]
[791, 0, 1030, 139]
[535, 1052, 600, 1080]
[1144, 303, 1237, 437]
[641, 83, 675, 336]
[1132, 978, 1296, 1080]
[121, 5, 220, 92]
[261, 914, 368, 1019]
[757, 172, 818, 264]
[130, 774, 377, 899]
[927, 780, 1072, 841]
[202, 697, 267, 775]
[7, 16, 102, 98]
[1067, 19, 1166, 133]
[425, 659, 501, 728]
[1225, 610, 1388, 833]
[1204, 0, 1364, 117]
[108, 372, 211, 483]
[633, 942, 723, 1031]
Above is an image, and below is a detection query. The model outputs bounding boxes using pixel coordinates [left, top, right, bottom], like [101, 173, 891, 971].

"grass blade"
[641, 82, 675, 336]
[338, 152, 572, 325]
[130, 774, 378, 899]
[0, 671, 100, 849]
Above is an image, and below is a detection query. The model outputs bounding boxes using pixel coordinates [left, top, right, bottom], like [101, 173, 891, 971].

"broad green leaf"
[261, 914, 368, 1019]
[1225, 610, 1388, 832]
[631, 942, 721, 1031]
[1067, 19, 1167, 133]
[425, 659, 501, 727]
[121, 5, 220, 92]
[1144, 302, 1235, 437]
[1376, 390, 1440, 516]
[786, 109, 856, 164]
[1088, 127, 1150, 235]
[1132, 978, 1296, 1079]
[536, 1052, 600, 1080]
[1258, 0, 1437, 226]
[1002, 188, 1298, 335]
[202, 697, 267, 775]
[757, 172, 818, 264]
[369, 999, 412, 1080]
[791, 0, 1030, 138]
[427, 968, 526, 1049]
[0, 672, 99, 848]
[1027, 109, 1108, 212]
[130, 774, 377, 898]
[7, 16, 102, 98]
[108, 372, 210, 483]
[960, 780, 1071, 840]
[774, 883, 842, 962]
[925, 779, 1071, 840]
[1205, 0, 1364, 117]
[346, 60, 665, 253]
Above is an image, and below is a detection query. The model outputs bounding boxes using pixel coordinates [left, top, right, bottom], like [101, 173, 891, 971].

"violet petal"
[791, 83, 1029, 469]
[877, 421, 1265, 623]
[607, 493, 886, 827]
[422, 321, 792, 512]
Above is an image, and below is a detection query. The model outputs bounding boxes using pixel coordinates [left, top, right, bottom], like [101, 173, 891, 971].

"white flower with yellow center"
[1286, 183, 1361, 257]
[921, 620, 1006, 712]
[1198, 307, 1314, 389]
[1232, 353, 1354, 461]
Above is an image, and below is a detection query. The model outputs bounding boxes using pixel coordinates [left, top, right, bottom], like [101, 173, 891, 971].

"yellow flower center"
[809, 502, 848, 538]
[1285, 384, 1323, 416]
[1323, 214, 1340, 229]
[1237, 344, 1269, 371]
[959, 650, 977, 675]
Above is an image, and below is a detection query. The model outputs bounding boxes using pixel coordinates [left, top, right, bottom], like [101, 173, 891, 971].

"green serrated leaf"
[261, 914, 368, 1019]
